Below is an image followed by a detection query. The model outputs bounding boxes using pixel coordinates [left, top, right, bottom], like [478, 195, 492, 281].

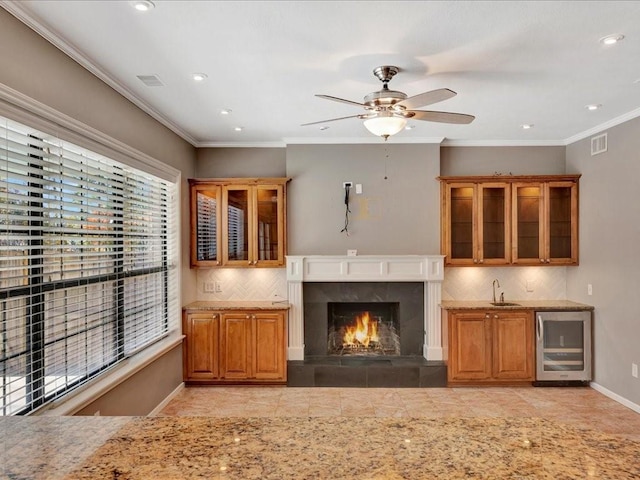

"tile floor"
[157, 386, 640, 442]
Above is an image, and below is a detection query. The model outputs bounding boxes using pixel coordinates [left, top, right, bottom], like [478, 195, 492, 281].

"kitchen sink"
[490, 302, 521, 307]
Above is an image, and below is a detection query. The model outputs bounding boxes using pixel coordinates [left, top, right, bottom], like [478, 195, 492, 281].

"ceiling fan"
[302, 66, 475, 140]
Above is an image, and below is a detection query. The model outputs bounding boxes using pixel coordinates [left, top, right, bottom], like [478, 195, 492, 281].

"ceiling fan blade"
[396, 88, 457, 110]
[315, 94, 366, 107]
[408, 110, 475, 124]
[301, 114, 367, 127]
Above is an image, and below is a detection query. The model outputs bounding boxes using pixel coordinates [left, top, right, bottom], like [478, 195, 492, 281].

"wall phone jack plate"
[343, 182, 353, 188]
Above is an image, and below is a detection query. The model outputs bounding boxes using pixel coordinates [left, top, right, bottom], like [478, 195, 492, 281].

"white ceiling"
[5, 1, 640, 147]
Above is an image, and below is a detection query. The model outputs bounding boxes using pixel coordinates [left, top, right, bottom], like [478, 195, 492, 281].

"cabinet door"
[448, 312, 492, 381]
[442, 183, 477, 265]
[220, 313, 252, 379]
[190, 184, 221, 267]
[512, 183, 545, 265]
[477, 183, 510, 265]
[254, 184, 285, 267]
[253, 312, 286, 380]
[492, 311, 534, 380]
[184, 312, 219, 380]
[222, 185, 252, 266]
[546, 181, 578, 265]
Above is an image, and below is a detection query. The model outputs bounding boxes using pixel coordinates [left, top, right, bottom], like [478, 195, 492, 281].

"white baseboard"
[148, 382, 185, 416]
[590, 382, 640, 414]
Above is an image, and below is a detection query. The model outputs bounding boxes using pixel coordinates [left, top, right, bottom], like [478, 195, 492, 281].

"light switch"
[355, 184, 363, 194]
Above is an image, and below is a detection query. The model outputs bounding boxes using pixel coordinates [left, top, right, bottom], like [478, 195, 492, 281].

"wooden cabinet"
[441, 181, 510, 265]
[512, 180, 578, 265]
[446, 309, 534, 385]
[189, 178, 289, 268]
[439, 175, 579, 266]
[183, 308, 287, 384]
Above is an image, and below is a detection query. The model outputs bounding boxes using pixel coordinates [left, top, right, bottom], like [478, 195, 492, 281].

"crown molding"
[195, 141, 287, 148]
[1, 1, 199, 147]
[563, 107, 640, 146]
[282, 136, 445, 145]
[442, 139, 566, 147]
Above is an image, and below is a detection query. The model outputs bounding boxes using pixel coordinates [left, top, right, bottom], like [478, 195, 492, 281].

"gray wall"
[196, 147, 286, 178]
[75, 345, 183, 416]
[0, 8, 196, 415]
[566, 117, 640, 406]
[441, 146, 566, 176]
[287, 143, 441, 255]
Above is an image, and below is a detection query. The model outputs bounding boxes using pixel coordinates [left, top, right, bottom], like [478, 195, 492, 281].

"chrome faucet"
[492, 279, 501, 303]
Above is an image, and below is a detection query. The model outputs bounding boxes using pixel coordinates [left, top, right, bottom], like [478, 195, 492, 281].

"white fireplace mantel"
[286, 255, 445, 361]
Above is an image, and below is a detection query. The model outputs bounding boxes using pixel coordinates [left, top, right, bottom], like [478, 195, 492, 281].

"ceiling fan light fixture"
[364, 114, 407, 140]
[600, 34, 624, 45]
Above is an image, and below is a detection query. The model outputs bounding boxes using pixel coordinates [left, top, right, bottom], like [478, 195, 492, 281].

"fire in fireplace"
[327, 302, 400, 356]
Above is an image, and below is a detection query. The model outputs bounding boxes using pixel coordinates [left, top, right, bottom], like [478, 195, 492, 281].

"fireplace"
[286, 255, 446, 387]
[328, 302, 400, 356]
[303, 281, 424, 357]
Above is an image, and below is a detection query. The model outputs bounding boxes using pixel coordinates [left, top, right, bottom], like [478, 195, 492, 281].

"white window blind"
[0, 115, 178, 415]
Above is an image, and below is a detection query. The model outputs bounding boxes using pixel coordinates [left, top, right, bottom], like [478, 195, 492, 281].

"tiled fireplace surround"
[285, 255, 447, 387]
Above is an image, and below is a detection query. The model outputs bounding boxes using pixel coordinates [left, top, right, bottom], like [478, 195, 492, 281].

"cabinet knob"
[216, 261, 221, 266]
[473, 259, 478, 264]
[540, 258, 545, 263]
[494, 314, 499, 319]
[485, 314, 490, 319]
[479, 259, 484, 264]
[246, 315, 250, 319]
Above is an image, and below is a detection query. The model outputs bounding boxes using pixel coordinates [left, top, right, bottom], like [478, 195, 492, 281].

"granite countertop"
[440, 299, 594, 311]
[3, 415, 638, 479]
[183, 301, 290, 311]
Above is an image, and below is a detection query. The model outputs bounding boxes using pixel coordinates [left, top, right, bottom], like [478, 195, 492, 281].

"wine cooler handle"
[536, 315, 543, 341]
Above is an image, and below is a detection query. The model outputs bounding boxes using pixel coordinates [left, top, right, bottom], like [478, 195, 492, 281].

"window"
[0, 115, 178, 415]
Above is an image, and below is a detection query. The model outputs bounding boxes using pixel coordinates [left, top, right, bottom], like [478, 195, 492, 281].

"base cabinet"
[183, 309, 287, 384]
[446, 310, 534, 385]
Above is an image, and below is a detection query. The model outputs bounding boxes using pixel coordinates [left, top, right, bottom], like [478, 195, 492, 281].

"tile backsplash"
[442, 266, 567, 301]
[196, 268, 288, 302]
[195, 265, 567, 303]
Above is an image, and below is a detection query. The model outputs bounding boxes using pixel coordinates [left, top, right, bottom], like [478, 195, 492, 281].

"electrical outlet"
[633, 363, 638, 378]
[214, 281, 222, 293]
[204, 282, 215, 293]
[347, 249, 358, 256]
[587, 284, 593, 296]
[342, 181, 353, 188]
[526, 280, 535, 292]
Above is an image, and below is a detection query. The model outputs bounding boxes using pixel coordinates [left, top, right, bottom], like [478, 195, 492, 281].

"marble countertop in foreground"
[183, 301, 290, 311]
[440, 299, 594, 311]
[1, 415, 638, 479]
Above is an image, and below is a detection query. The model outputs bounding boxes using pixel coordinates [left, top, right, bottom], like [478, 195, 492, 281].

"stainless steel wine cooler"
[536, 311, 592, 382]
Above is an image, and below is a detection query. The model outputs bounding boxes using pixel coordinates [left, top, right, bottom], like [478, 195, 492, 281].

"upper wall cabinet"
[189, 178, 289, 268]
[439, 175, 580, 266]
[441, 181, 510, 266]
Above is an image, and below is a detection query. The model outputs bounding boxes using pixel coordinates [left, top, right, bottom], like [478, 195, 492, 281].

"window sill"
[33, 332, 184, 416]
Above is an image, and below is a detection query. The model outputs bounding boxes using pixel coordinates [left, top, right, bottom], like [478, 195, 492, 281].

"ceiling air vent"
[136, 74, 164, 87]
[591, 133, 607, 156]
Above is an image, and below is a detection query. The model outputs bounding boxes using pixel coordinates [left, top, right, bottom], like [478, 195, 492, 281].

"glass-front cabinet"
[512, 180, 578, 265]
[442, 181, 510, 266]
[440, 175, 579, 266]
[190, 178, 288, 268]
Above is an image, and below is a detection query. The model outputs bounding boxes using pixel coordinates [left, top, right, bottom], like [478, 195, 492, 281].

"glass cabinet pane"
[548, 186, 573, 259]
[515, 186, 541, 259]
[256, 187, 279, 261]
[450, 186, 474, 259]
[226, 189, 249, 261]
[196, 190, 218, 262]
[481, 187, 506, 259]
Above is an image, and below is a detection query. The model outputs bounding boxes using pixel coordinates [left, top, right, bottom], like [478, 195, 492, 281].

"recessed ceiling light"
[521, 124, 534, 130]
[405, 125, 415, 130]
[600, 34, 624, 45]
[319, 126, 329, 131]
[132, 1, 155, 11]
[234, 127, 243, 132]
[586, 104, 602, 111]
[220, 109, 232, 115]
[191, 73, 208, 82]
